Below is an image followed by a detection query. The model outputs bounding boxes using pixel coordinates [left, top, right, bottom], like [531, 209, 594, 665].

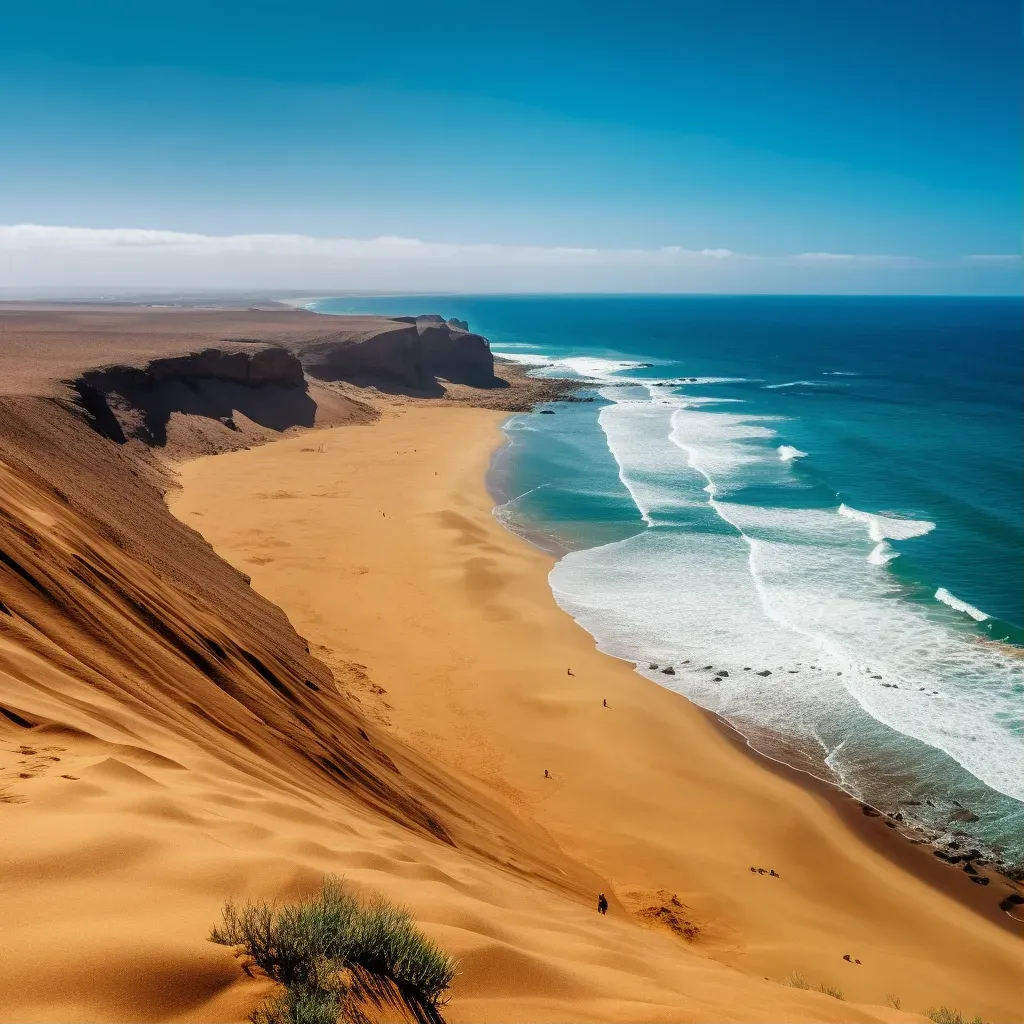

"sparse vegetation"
[211, 877, 457, 1024]
[781, 972, 842, 999]
[927, 1008, 987, 1024]
[815, 982, 844, 1000]
[886, 992, 902, 1010]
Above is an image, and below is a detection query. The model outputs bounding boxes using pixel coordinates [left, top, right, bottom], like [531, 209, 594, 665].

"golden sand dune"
[0, 307, 1020, 1022]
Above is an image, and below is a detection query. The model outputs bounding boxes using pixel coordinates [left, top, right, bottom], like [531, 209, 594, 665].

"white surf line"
[596, 401, 656, 528]
[590, 375, 684, 529]
[935, 587, 991, 622]
[664, 407, 1024, 802]
[666, 406, 865, 680]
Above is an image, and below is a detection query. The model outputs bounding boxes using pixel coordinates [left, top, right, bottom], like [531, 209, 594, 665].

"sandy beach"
[170, 399, 1023, 1022]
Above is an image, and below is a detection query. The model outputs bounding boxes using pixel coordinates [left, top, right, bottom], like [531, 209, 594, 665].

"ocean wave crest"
[778, 445, 808, 462]
[935, 587, 990, 622]
[493, 350, 556, 366]
[671, 376, 759, 385]
[838, 503, 935, 542]
[868, 541, 899, 565]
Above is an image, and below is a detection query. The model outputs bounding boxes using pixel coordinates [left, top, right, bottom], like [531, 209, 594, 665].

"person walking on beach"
[597, 892, 608, 915]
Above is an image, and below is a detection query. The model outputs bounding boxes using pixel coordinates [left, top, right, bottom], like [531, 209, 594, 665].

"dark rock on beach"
[950, 807, 980, 823]
[661, 666, 676, 675]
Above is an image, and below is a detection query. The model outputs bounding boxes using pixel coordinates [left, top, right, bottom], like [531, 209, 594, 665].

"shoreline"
[172, 399, 1024, 1019]
[484, 375, 1023, 900]
[486, 405, 1023, 931]
[699, 707, 1024, 932]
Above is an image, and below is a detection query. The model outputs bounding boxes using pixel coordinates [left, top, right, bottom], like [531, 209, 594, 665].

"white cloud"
[0, 225, 755, 291]
[0, 225, 1014, 293]
[0, 225, 737, 264]
[793, 252, 924, 266]
[963, 254, 1023, 266]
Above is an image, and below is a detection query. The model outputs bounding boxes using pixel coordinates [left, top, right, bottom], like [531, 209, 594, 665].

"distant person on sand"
[597, 892, 608, 915]
[567, 668, 574, 676]
[603, 698, 607, 707]
[544, 769, 549, 778]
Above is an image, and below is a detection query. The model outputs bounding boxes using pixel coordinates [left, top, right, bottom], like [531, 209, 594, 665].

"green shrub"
[251, 986, 344, 1024]
[211, 877, 457, 1024]
[345, 896, 459, 1014]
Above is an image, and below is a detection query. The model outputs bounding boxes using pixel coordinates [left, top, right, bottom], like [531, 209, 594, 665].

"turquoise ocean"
[310, 295, 1024, 867]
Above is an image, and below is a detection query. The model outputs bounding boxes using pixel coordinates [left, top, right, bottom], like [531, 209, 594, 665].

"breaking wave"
[935, 587, 990, 622]
[778, 445, 808, 461]
[838, 503, 935, 542]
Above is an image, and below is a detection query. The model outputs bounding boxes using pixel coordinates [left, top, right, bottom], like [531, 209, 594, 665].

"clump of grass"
[781, 972, 842, 999]
[927, 1008, 987, 1024]
[211, 876, 457, 1024]
[814, 982, 844, 1000]
[251, 986, 345, 1024]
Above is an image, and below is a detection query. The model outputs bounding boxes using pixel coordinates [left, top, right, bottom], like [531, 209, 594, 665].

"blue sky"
[1, 0, 1020, 292]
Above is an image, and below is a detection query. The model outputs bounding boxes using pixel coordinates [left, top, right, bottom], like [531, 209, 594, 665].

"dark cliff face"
[64, 318, 503, 445]
[144, 345, 306, 388]
[297, 324, 427, 389]
[418, 325, 494, 388]
[295, 318, 501, 392]
[70, 345, 313, 446]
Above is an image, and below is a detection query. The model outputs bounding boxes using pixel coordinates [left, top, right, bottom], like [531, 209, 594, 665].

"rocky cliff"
[292, 315, 500, 392]
[70, 345, 314, 447]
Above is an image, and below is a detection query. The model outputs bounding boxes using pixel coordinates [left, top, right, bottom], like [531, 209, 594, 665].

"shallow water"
[312, 295, 1024, 865]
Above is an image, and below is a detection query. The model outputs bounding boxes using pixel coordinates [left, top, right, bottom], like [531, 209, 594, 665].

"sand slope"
[0, 394, 908, 1024]
[170, 403, 1023, 1022]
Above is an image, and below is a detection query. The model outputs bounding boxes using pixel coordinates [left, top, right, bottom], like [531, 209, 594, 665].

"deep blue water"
[311, 295, 1024, 863]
